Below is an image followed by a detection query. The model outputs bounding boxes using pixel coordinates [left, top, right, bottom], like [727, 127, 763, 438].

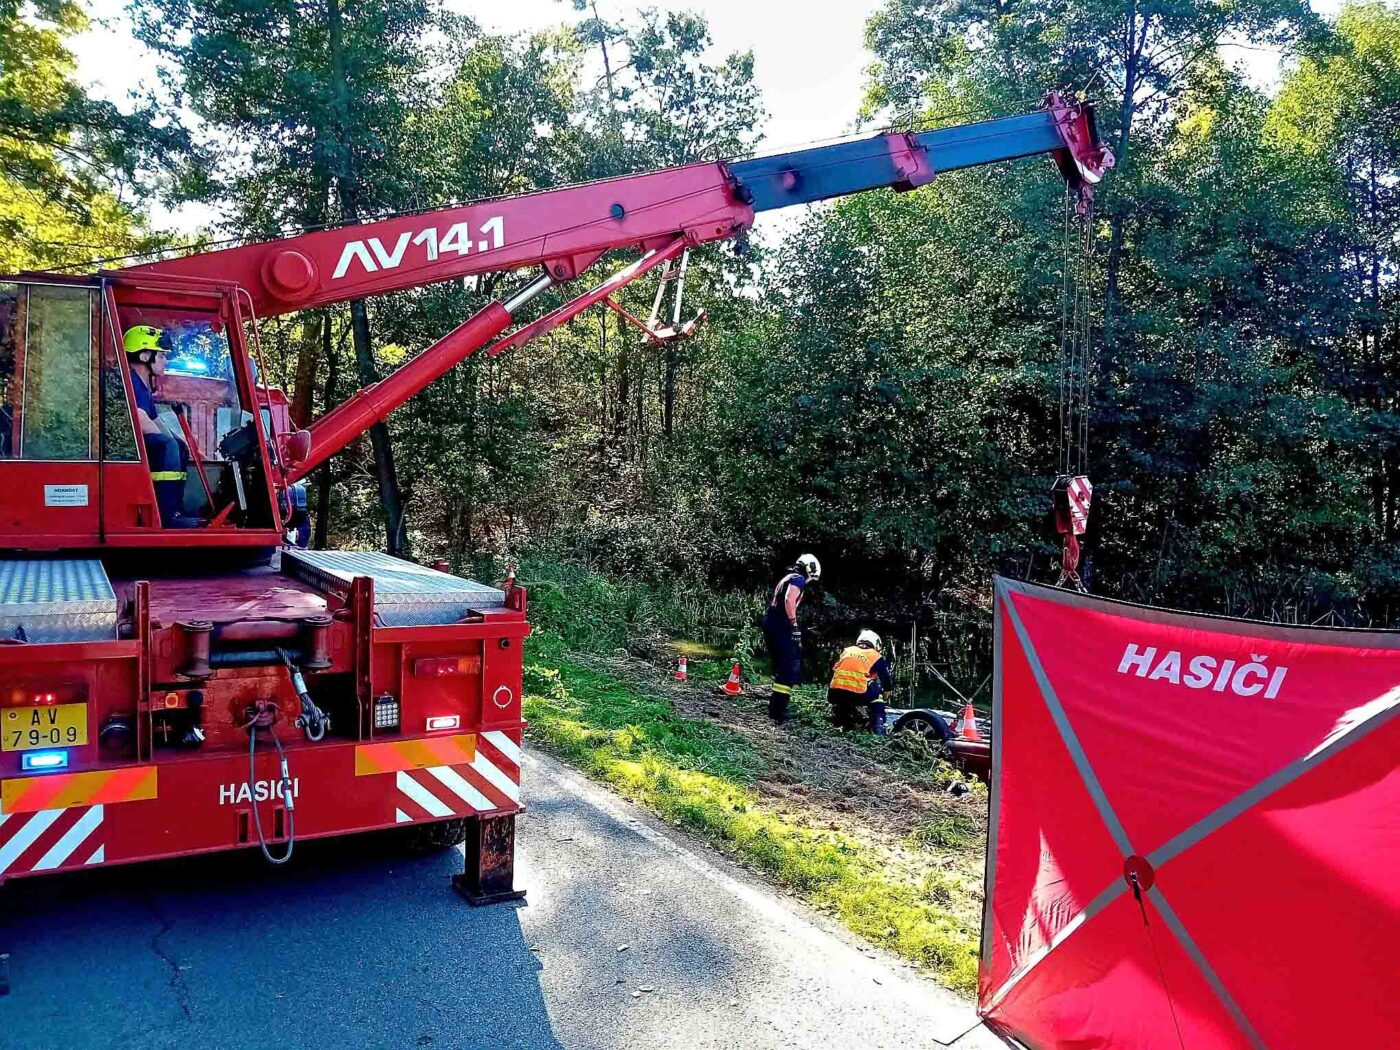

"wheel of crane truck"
[403, 818, 468, 853]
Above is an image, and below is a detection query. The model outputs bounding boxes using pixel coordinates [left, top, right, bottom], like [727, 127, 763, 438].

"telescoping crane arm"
[118, 92, 1111, 484]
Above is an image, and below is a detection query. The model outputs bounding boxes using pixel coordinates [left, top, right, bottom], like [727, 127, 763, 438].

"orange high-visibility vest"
[830, 645, 880, 694]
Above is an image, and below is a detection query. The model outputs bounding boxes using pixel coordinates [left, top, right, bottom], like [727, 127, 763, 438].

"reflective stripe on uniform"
[149, 471, 186, 481]
[771, 683, 792, 695]
[830, 645, 880, 693]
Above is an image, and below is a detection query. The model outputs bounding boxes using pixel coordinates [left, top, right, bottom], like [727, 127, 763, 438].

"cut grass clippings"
[523, 631, 981, 993]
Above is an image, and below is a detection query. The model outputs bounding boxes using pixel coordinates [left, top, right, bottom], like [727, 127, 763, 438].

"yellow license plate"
[3, 703, 88, 751]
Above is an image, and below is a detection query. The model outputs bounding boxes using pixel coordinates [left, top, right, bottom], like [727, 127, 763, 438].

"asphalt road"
[1, 752, 1000, 1050]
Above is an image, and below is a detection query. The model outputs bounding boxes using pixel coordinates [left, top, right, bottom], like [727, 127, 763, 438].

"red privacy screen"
[980, 578, 1400, 1049]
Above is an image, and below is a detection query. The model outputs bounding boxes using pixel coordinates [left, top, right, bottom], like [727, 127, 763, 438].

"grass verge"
[523, 630, 982, 993]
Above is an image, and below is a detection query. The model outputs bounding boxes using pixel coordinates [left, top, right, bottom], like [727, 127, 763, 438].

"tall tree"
[1269, 2, 1400, 594]
[552, 2, 763, 486]
[0, 1, 190, 269]
[863, 0, 1318, 340]
[135, 0, 470, 556]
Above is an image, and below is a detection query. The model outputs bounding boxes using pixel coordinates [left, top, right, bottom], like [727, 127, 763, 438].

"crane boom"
[113, 94, 1110, 485]
[118, 95, 1110, 321]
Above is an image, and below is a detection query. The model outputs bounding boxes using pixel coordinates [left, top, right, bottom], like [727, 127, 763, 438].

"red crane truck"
[0, 95, 1111, 942]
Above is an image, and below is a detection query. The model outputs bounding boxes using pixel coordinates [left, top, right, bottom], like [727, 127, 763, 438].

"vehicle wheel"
[403, 818, 468, 853]
[895, 712, 952, 744]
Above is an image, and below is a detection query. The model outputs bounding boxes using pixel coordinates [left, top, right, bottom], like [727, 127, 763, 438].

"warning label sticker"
[44, 484, 89, 507]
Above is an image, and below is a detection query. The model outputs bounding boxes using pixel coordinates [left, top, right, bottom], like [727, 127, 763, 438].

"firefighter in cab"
[124, 325, 201, 528]
[762, 553, 820, 724]
[827, 629, 894, 735]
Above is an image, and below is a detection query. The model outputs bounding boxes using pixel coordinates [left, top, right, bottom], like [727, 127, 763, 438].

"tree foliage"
[0, 1, 189, 269]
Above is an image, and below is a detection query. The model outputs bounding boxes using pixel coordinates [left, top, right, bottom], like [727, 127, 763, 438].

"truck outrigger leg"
[455, 813, 527, 906]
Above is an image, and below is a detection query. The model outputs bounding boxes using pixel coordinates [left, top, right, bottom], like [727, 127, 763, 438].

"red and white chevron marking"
[393, 730, 521, 824]
[1067, 476, 1092, 535]
[0, 804, 105, 876]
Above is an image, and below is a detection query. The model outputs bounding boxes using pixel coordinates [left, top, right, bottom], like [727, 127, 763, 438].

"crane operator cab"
[0, 275, 309, 553]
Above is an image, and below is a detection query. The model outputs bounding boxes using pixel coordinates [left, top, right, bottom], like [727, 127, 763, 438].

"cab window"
[1, 283, 96, 460]
[101, 306, 139, 462]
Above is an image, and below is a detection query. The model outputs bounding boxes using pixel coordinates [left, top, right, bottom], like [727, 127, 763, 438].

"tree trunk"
[458, 354, 479, 563]
[326, 0, 407, 556]
[289, 313, 322, 429]
[313, 317, 337, 550]
[349, 298, 408, 556]
[662, 345, 677, 437]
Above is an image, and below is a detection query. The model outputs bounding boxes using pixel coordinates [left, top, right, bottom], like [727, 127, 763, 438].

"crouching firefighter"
[762, 553, 821, 724]
[828, 629, 893, 735]
[124, 325, 200, 528]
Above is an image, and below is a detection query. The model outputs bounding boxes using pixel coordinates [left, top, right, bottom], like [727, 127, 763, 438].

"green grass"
[523, 630, 982, 993]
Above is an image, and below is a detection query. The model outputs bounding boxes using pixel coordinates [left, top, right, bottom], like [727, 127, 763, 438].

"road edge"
[520, 751, 997, 1049]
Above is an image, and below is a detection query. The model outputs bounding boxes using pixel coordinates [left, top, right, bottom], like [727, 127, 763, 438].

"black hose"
[247, 721, 295, 866]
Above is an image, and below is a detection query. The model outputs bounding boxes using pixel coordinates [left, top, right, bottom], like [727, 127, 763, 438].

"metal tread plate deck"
[0, 558, 119, 643]
[280, 548, 505, 627]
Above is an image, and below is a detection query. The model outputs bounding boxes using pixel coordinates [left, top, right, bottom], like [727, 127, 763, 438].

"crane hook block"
[1051, 475, 1093, 536]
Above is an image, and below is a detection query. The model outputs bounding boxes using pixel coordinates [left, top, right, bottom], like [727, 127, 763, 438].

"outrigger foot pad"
[451, 876, 527, 907]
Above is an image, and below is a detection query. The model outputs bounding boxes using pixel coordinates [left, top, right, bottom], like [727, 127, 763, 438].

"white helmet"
[856, 629, 881, 651]
[797, 553, 821, 581]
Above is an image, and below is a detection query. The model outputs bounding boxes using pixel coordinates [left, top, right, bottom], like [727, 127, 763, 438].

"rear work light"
[373, 694, 400, 731]
[425, 715, 460, 732]
[412, 656, 482, 678]
[21, 750, 69, 772]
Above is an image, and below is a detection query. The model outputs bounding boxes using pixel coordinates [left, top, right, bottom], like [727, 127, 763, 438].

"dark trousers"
[763, 613, 800, 722]
[144, 432, 189, 526]
[827, 688, 886, 735]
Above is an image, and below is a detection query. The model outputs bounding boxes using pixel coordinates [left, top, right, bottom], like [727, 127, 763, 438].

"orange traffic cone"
[958, 703, 981, 741]
[723, 663, 743, 696]
[674, 656, 688, 681]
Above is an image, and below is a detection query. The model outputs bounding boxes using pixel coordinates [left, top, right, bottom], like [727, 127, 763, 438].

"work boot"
[768, 690, 789, 724]
[155, 479, 203, 528]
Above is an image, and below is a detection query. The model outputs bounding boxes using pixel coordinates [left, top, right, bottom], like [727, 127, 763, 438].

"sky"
[68, 0, 1345, 236]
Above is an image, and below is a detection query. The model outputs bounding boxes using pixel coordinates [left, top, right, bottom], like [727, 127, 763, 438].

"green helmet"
[123, 325, 172, 356]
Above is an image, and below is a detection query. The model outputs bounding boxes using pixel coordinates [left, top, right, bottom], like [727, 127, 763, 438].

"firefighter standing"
[828, 629, 893, 735]
[762, 553, 820, 723]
